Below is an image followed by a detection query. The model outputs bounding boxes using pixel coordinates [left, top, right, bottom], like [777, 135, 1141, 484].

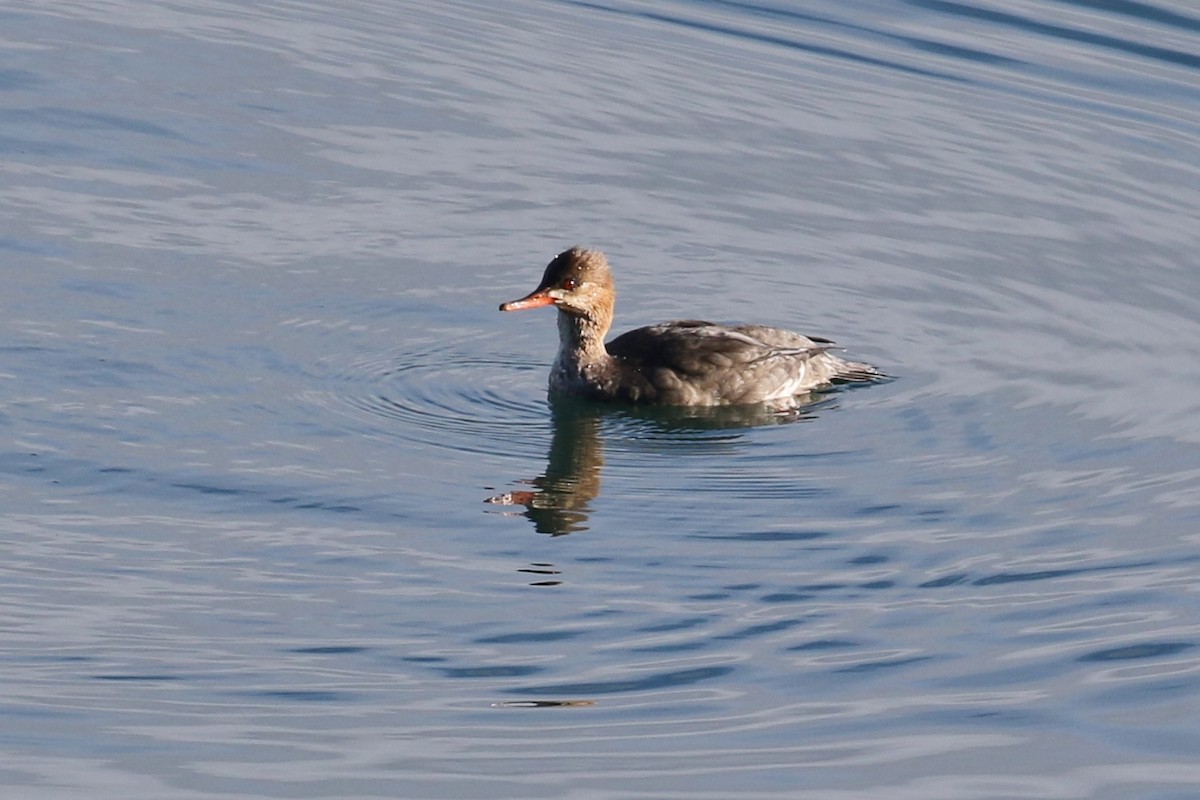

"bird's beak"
[499, 289, 556, 312]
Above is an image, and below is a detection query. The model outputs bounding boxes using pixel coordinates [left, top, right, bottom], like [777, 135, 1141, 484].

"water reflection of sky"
[2, 0, 1200, 797]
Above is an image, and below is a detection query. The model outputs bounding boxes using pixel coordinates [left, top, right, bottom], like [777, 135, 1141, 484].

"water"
[3, 0, 1200, 797]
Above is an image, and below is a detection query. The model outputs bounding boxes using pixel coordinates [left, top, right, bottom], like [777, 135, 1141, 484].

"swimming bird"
[500, 247, 883, 406]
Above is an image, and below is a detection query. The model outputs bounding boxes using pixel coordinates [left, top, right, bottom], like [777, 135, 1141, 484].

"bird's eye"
[561, 278, 578, 290]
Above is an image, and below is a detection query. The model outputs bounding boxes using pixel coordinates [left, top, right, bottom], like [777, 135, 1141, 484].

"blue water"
[3, 1, 1200, 797]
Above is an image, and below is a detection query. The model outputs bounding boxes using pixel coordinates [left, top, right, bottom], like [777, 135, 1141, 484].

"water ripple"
[5, 0, 1200, 796]
[306, 337, 551, 459]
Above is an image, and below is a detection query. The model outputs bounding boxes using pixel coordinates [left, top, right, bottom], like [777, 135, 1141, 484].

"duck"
[499, 247, 883, 406]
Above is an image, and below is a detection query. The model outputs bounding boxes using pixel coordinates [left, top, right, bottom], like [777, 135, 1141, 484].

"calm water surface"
[2, 0, 1200, 798]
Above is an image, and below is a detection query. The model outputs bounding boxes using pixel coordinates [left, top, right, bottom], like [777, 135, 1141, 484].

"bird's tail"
[828, 355, 887, 384]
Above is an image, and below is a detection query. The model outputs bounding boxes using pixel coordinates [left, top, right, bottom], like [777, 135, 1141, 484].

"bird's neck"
[552, 310, 611, 383]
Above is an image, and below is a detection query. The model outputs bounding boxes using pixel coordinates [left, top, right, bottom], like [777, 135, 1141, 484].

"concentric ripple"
[303, 337, 552, 460]
[303, 331, 837, 466]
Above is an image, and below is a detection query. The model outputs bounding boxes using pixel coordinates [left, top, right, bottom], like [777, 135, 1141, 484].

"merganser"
[499, 247, 883, 406]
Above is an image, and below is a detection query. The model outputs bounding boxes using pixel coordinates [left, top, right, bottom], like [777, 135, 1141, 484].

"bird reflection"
[486, 399, 605, 535]
[487, 395, 829, 536]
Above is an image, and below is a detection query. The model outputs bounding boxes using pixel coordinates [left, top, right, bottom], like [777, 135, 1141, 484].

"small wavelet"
[305, 336, 552, 460]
